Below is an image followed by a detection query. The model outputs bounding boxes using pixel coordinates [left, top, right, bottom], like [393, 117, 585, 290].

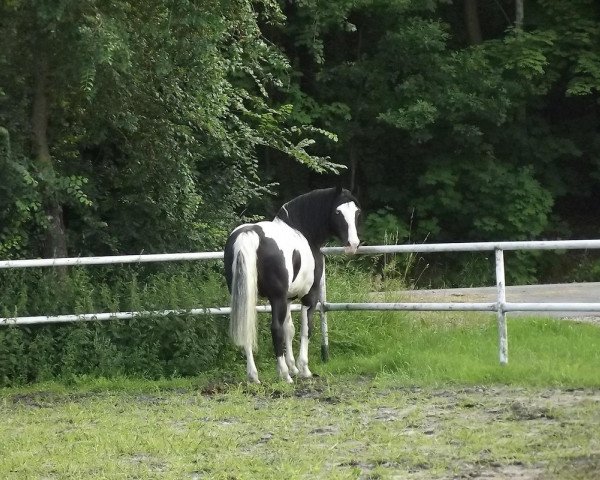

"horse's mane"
[275, 188, 357, 247]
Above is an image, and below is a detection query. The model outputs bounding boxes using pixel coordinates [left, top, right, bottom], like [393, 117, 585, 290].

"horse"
[224, 187, 361, 383]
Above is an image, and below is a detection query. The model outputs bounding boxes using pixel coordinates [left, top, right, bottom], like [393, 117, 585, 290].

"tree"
[269, 0, 599, 281]
[464, 0, 482, 44]
[0, 0, 339, 258]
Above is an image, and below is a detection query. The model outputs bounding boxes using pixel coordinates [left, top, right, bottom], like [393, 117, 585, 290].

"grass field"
[2, 308, 600, 479]
[324, 311, 600, 387]
[1, 375, 599, 479]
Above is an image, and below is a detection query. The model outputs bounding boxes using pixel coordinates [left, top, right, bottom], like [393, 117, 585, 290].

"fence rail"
[2, 239, 600, 365]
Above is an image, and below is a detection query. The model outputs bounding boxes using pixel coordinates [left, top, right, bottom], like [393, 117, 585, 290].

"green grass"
[308, 266, 600, 387]
[319, 311, 600, 387]
[2, 261, 599, 387]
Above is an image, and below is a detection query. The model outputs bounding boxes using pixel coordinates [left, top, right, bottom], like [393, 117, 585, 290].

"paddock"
[2, 239, 600, 367]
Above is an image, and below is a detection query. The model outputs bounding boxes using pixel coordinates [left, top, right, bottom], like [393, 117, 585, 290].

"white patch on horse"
[337, 201, 360, 253]
[276, 355, 293, 383]
[245, 344, 260, 383]
[297, 305, 312, 378]
[257, 219, 316, 299]
[283, 305, 299, 376]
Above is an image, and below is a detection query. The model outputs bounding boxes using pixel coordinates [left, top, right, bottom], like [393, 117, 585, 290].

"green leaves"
[379, 100, 439, 133]
[414, 160, 553, 244]
[0, 0, 343, 257]
[1, 0, 599, 284]
[363, 207, 410, 245]
[56, 175, 93, 207]
[568, 50, 600, 95]
[496, 29, 556, 80]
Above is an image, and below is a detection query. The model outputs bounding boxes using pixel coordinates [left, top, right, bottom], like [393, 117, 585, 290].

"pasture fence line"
[2, 239, 600, 366]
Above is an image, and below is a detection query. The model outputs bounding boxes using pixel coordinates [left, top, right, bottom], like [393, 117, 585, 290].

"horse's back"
[225, 220, 316, 300]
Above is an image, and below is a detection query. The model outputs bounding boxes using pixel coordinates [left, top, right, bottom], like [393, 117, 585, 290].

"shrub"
[0, 264, 236, 385]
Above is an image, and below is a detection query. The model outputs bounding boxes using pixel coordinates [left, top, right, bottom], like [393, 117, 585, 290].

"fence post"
[495, 248, 508, 365]
[319, 261, 329, 362]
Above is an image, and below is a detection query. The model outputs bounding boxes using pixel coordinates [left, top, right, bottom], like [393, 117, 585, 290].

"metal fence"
[2, 239, 600, 365]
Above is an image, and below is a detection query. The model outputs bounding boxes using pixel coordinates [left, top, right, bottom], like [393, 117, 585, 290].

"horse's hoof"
[298, 368, 313, 379]
[279, 373, 294, 383]
[289, 366, 300, 376]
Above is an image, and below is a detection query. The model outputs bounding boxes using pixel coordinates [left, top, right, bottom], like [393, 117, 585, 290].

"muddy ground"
[289, 381, 600, 479]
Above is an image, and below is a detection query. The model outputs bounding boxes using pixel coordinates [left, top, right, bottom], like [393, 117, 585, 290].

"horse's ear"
[335, 185, 343, 194]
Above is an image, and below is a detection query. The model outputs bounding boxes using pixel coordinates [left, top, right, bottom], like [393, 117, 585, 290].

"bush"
[0, 264, 237, 385]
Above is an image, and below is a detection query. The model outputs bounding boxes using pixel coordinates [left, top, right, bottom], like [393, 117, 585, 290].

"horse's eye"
[335, 210, 341, 215]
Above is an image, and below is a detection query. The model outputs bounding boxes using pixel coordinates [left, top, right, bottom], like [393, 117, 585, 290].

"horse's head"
[331, 187, 361, 254]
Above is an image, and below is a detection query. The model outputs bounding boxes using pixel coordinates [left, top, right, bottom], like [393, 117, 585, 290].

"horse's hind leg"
[283, 302, 299, 376]
[244, 345, 260, 384]
[271, 297, 293, 383]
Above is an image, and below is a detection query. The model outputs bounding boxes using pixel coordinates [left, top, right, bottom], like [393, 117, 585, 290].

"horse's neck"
[276, 200, 331, 248]
[284, 219, 327, 248]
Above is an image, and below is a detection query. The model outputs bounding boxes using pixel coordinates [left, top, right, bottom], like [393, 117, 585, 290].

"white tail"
[229, 232, 260, 351]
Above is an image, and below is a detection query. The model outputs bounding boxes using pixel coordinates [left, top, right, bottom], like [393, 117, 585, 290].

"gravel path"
[378, 282, 600, 324]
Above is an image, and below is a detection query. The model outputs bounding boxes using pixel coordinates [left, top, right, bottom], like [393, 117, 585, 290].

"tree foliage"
[1, 0, 599, 283]
[0, 0, 339, 257]
[264, 0, 600, 282]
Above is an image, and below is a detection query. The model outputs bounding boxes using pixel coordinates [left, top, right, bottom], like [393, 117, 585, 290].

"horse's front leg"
[283, 302, 299, 376]
[297, 304, 314, 378]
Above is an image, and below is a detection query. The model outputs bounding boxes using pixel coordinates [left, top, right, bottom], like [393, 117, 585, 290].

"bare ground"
[372, 282, 600, 325]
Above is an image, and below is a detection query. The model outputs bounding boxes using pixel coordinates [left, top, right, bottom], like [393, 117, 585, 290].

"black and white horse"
[224, 187, 361, 383]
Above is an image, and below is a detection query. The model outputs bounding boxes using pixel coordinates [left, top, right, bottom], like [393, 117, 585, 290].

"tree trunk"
[515, 0, 524, 30]
[31, 47, 68, 258]
[349, 142, 358, 193]
[464, 0, 483, 45]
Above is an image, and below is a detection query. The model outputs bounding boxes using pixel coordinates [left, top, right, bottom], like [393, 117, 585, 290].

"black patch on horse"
[256, 231, 288, 299]
[224, 224, 290, 300]
[292, 249, 301, 282]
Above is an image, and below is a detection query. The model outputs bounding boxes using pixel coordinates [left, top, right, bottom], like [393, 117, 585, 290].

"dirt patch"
[548, 454, 600, 479]
[454, 460, 546, 479]
[199, 383, 230, 396]
[509, 401, 556, 421]
[9, 391, 93, 408]
[291, 382, 588, 479]
[335, 384, 600, 479]
[309, 425, 340, 435]
[123, 453, 168, 472]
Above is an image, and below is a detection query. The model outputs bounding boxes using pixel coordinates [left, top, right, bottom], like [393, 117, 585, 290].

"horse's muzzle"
[345, 242, 359, 254]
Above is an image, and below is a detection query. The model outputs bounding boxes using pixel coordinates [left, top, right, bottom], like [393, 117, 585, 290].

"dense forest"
[1, 0, 599, 283]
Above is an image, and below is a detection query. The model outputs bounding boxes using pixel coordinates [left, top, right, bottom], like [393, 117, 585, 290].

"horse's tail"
[229, 231, 260, 351]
